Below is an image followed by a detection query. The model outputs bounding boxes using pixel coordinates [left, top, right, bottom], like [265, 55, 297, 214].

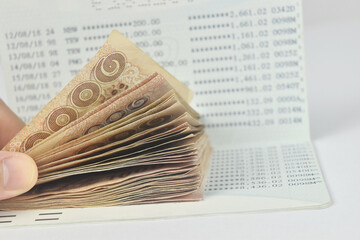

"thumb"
[0, 151, 38, 200]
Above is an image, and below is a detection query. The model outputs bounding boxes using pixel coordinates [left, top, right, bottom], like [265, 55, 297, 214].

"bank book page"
[0, 0, 330, 227]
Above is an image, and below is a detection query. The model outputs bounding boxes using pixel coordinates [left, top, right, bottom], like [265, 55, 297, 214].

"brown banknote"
[3, 30, 193, 153]
[0, 31, 212, 210]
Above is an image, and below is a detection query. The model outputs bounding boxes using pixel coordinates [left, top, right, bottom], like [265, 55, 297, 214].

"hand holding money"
[0, 99, 38, 200]
[0, 30, 212, 210]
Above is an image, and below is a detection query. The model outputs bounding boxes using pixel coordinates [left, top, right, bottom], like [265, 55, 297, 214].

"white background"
[1, 1, 360, 239]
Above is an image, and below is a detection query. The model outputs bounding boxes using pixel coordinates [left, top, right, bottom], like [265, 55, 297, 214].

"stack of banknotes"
[0, 30, 212, 210]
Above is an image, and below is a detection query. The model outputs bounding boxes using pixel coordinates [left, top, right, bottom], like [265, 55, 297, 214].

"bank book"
[0, 0, 330, 227]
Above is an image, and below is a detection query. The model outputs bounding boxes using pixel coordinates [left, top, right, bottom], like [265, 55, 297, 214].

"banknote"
[3, 30, 193, 153]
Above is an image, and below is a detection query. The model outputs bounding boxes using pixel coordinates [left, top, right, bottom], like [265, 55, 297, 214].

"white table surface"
[1, 1, 360, 239]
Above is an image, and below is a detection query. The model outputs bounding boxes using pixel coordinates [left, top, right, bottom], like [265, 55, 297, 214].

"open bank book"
[0, 0, 330, 227]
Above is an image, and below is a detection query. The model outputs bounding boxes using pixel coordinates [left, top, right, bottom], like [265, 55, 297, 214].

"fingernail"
[1, 154, 37, 192]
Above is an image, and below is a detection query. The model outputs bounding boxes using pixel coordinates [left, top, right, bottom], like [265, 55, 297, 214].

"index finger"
[0, 99, 25, 149]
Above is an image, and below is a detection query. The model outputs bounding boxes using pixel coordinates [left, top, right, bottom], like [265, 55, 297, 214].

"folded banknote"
[0, 30, 212, 210]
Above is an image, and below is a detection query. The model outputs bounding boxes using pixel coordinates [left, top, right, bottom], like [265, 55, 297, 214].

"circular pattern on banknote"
[46, 106, 78, 132]
[111, 89, 118, 96]
[108, 129, 136, 142]
[127, 96, 149, 111]
[70, 81, 101, 108]
[105, 110, 126, 124]
[84, 124, 105, 135]
[20, 131, 51, 152]
[119, 83, 128, 90]
[139, 115, 172, 130]
[94, 52, 126, 83]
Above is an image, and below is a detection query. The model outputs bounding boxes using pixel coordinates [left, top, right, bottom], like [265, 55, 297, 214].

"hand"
[0, 99, 38, 200]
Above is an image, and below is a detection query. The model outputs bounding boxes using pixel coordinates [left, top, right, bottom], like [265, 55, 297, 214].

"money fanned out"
[0, 30, 212, 210]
